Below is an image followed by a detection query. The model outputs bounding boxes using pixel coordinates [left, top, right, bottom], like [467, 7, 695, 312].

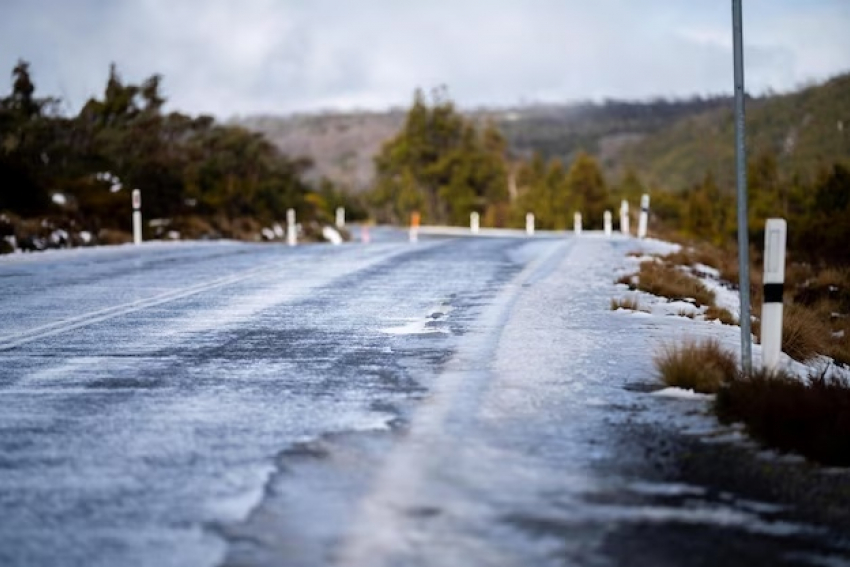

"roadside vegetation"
[654, 339, 738, 394]
[654, 339, 850, 466]
[0, 60, 365, 251]
[610, 296, 644, 312]
[715, 367, 850, 467]
[632, 240, 850, 366]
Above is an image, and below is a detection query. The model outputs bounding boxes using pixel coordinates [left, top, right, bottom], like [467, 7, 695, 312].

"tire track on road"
[0, 242, 440, 353]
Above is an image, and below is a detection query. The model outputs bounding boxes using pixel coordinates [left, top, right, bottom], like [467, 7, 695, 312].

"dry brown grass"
[635, 261, 716, 307]
[661, 244, 729, 275]
[229, 217, 263, 240]
[715, 367, 850, 466]
[814, 267, 850, 289]
[661, 249, 695, 268]
[827, 340, 850, 367]
[779, 303, 833, 363]
[785, 262, 814, 289]
[704, 305, 737, 326]
[611, 296, 643, 311]
[654, 338, 739, 394]
[172, 216, 218, 239]
[616, 273, 637, 289]
[96, 229, 131, 245]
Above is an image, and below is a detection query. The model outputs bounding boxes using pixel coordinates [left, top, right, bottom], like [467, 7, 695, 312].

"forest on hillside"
[371, 88, 850, 267]
[241, 73, 850, 202]
[0, 60, 361, 253]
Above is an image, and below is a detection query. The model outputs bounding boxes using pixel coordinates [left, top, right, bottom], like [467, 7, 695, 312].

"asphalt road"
[1, 230, 848, 567]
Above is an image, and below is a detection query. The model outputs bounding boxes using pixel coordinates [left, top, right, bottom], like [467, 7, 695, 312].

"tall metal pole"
[732, 0, 752, 374]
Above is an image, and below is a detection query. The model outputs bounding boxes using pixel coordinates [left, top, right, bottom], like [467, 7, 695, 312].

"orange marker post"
[409, 211, 420, 243]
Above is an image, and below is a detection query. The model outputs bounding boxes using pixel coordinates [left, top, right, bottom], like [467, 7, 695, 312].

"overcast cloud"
[2, 0, 849, 117]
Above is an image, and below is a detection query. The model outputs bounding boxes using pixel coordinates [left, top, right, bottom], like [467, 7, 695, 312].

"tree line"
[0, 60, 360, 248]
[370, 88, 625, 230]
[371, 89, 850, 267]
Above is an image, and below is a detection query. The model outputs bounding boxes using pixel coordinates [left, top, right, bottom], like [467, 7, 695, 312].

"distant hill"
[236, 98, 732, 192]
[237, 72, 850, 193]
[236, 111, 405, 190]
[619, 73, 850, 192]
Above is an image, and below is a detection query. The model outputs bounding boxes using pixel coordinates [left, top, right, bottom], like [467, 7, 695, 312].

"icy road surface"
[0, 230, 847, 567]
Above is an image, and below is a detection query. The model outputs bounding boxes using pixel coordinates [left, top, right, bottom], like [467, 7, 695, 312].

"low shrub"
[96, 228, 131, 245]
[715, 367, 850, 466]
[654, 338, 739, 394]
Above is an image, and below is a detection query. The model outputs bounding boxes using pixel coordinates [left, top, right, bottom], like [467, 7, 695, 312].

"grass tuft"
[715, 367, 850, 466]
[703, 305, 737, 326]
[780, 303, 833, 364]
[635, 261, 716, 307]
[611, 296, 642, 311]
[616, 273, 637, 290]
[654, 338, 738, 394]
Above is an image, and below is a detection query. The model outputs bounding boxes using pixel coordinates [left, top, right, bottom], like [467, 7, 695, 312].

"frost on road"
[0, 232, 847, 567]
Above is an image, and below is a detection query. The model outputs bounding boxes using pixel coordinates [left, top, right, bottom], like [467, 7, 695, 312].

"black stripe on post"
[763, 283, 784, 303]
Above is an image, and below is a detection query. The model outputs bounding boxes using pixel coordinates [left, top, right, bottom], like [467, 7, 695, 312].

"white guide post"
[526, 213, 535, 236]
[638, 194, 650, 239]
[335, 207, 345, 229]
[620, 200, 630, 235]
[761, 218, 787, 372]
[574, 212, 582, 235]
[131, 189, 142, 245]
[286, 208, 297, 246]
[604, 210, 612, 237]
[470, 211, 480, 234]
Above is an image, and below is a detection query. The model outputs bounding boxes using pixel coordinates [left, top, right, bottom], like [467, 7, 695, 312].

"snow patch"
[652, 387, 715, 401]
[322, 226, 343, 245]
[694, 263, 720, 278]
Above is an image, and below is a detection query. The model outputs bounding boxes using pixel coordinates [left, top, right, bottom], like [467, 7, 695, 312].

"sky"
[2, 0, 849, 118]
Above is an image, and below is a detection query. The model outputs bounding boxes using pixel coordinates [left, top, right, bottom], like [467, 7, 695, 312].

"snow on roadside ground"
[612, 236, 846, 381]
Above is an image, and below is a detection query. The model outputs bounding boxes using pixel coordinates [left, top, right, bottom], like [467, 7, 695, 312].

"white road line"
[0, 242, 441, 352]
[0, 262, 283, 351]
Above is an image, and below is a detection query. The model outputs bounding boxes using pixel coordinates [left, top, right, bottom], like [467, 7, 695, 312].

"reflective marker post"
[526, 213, 535, 236]
[620, 200, 630, 235]
[410, 211, 420, 243]
[470, 211, 480, 234]
[131, 189, 142, 245]
[637, 194, 650, 239]
[733, 0, 752, 373]
[604, 210, 612, 237]
[574, 212, 582, 236]
[286, 208, 297, 246]
[336, 207, 345, 229]
[761, 219, 787, 372]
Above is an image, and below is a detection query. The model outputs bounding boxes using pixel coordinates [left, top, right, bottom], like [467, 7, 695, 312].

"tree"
[372, 88, 509, 226]
[566, 152, 608, 228]
[0, 61, 317, 241]
[9, 60, 39, 119]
